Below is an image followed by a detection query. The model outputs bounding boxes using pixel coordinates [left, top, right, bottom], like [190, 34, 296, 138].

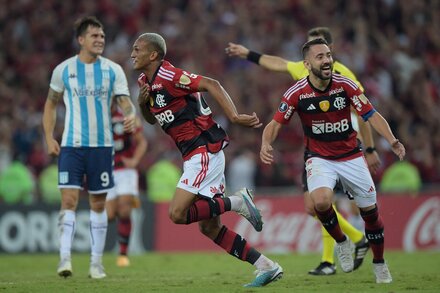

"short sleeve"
[112, 63, 130, 97]
[49, 64, 65, 93]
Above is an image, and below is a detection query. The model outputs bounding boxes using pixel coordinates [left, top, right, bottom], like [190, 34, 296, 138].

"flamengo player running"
[106, 104, 147, 267]
[260, 38, 405, 284]
[132, 32, 282, 288]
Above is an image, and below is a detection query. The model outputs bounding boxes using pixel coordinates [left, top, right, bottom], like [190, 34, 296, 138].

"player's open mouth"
[321, 65, 331, 74]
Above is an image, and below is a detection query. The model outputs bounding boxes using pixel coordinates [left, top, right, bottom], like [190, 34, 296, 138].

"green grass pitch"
[0, 251, 439, 292]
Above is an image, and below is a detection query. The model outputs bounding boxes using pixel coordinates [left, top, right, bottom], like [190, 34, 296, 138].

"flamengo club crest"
[319, 100, 330, 112]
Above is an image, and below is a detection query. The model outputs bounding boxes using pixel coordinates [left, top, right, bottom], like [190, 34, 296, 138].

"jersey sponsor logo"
[284, 106, 294, 120]
[307, 104, 316, 111]
[299, 92, 316, 100]
[333, 97, 346, 110]
[155, 109, 175, 126]
[279, 102, 288, 112]
[155, 94, 167, 108]
[312, 118, 349, 134]
[151, 83, 163, 90]
[319, 100, 330, 112]
[69, 73, 76, 79]
[329, 86, 344, 95]
[73, 87, 109, 98]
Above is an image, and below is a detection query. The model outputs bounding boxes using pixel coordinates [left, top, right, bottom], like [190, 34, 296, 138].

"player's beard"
[311, 63, 332, 80]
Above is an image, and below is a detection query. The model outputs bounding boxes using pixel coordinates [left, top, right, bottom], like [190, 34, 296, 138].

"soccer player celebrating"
[260, 38, 405, 283]
[226, 27, 376, 275]
[131, 32, 282, 288]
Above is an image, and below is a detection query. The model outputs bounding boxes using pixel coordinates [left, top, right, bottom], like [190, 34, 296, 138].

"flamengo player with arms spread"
[131, 32, 283, 288]
[260, 38, 405, 284]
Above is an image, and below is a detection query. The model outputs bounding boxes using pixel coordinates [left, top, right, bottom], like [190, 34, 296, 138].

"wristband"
[247, 50, 262, 64]
[365, 147, 376, 154]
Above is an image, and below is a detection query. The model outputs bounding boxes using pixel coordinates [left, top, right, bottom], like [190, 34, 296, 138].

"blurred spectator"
[0, 161, 35, 204]
[146, 156, 181, 203]
[1, 0, 440, 199]
[226, 149, 257, 194]
[380, 161, 422, 194]
[38, 163, 61, 204]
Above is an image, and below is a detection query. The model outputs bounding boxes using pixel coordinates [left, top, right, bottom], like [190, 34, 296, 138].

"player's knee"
[314, 200, 332, 212]
[168, 207, 187, 224]
[61, 197, 77, 210]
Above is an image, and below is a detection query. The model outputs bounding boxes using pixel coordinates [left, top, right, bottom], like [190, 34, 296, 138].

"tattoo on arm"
[47, 89, 62, 103]
[116, 95, 135, 116]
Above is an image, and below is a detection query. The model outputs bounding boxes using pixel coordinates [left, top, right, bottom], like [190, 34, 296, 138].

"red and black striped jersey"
[111, 107, 142, 169]
[138, 60, 229, 160]
[274, 74, 375, 160]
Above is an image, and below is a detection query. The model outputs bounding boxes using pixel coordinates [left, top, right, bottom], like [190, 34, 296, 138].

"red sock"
[361, 206, 385, 262]
[213, 225, 260, 264]
[117, 217, 131, 255]
[315, 206, 346, 242]
[186, 197, 231, 224]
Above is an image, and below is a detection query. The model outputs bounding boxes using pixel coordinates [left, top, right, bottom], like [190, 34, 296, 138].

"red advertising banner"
[154, 194, 440, 252]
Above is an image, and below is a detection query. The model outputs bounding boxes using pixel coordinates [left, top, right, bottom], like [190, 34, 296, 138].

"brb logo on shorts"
[312, 118, 349, 134]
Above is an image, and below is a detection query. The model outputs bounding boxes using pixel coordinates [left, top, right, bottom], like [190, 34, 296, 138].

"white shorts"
[106, 168, 139, 201]
[305, 156, 376, 208]
[177, 151, 226, 198]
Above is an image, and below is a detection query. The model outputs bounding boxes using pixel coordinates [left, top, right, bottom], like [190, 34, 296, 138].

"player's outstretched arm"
[260, 120, 282, 165]
[225, 42, 289, 73]
[367, 111, 406, 160]
[198, 76, 262, 128]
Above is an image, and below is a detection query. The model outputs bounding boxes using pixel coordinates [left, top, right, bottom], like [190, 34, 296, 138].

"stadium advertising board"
[153, 194, 440, 252]
[0, 201, 154, 253]
[0, 194, 438, 253]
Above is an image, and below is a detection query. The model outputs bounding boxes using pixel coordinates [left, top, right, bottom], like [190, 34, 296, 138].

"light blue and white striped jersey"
[50, 55, 130, 147]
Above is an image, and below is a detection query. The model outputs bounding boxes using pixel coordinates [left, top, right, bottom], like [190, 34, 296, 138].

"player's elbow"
[199, 76, 222, 94]
[229, 113, 240, 124]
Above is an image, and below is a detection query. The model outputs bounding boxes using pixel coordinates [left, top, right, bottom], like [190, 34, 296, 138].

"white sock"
[90, 209, 108, 264]
[254, 254, 275, 270]
[229, 195, 243, 212]
[59, 209, 76, 260]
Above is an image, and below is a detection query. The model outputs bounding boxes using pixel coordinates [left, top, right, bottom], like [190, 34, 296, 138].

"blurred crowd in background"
[1, 0, 439, 203]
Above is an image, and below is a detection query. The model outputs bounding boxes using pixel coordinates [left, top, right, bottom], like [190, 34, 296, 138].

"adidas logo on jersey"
[307, 104, 316, 111]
